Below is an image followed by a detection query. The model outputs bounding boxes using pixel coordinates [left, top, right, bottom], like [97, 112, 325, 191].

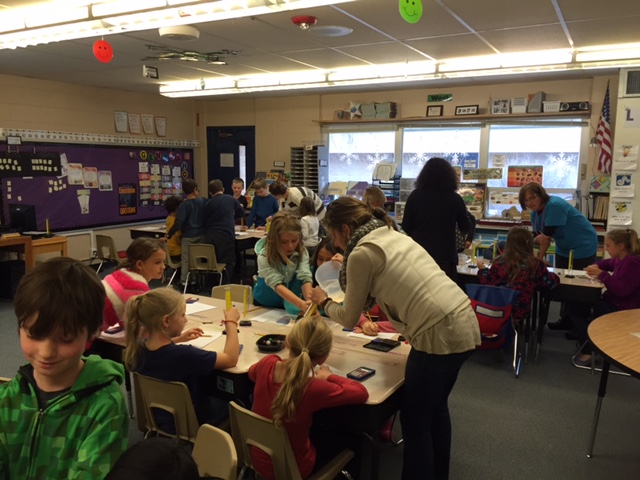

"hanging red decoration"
[93, 40, 113, 63]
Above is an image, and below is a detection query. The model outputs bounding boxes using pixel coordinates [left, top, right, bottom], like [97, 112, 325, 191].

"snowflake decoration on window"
[548, 152, 572, 173]
[349, 101, 361, 119]
[340, 152, 359, 166]
[366, 152, 391, 170]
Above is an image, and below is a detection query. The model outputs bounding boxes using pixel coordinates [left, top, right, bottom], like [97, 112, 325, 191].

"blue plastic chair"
[466, 284, 522, 378]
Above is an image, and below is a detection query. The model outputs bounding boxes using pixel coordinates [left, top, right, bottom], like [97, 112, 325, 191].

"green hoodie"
[0, 355, 129, 480]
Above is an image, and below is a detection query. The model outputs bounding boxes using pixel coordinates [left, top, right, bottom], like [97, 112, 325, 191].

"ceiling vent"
[619, 68, 640, 97]
[158, 26, 200, 41]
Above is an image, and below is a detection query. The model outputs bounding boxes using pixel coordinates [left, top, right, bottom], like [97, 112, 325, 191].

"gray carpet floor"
[1, 295, 639, 479]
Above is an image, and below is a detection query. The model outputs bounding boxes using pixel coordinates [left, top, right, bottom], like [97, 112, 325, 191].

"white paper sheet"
[186, 302, 217, 315]
[182, 331, 222, 349]
[251, 309, 294, 324]
[347, 331, 397, 340]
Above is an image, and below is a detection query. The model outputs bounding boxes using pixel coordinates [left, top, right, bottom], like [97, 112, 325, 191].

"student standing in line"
[269, 180, 325, 220]
[249, 316, 368, 480]
[310, 196, 480, 480]
[476, 227, 559, 324]
[403, 157, 471, 280]
[203, 179, 245, 278]
[166, 178, 206, 287]
[231, 177, 248, 210]
[253, 212, 313, 315]
[299, 196, 320, 257]
[247, 178, 279, 228]
[124, 288, 240, 431]
[0, 257, 129, 479]
[572, 228, 640, 366]
[163, 195, 184, 264]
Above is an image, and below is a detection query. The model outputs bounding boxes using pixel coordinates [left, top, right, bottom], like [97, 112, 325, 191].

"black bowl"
[256, 334, 286, 352]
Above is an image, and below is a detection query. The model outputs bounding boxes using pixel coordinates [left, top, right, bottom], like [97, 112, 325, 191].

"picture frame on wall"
[455, 105, 479, 116]
[426, 105, 443, 117]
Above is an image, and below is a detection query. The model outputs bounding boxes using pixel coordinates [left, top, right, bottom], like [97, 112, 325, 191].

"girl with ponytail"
[248, 316, 368, 480]
[124, 288, 240, 431]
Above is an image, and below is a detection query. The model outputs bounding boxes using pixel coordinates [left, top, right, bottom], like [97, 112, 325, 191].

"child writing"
[124, 288, 240, 430]
[573, 228, 640, 366]
[253, 212, 314, 315]
[248, 316, 368, 480]
[0, 257, 129, 478]
[477, 226, 559, 323]
[299, 196, 320, 256]
[163, 195, 184, 264]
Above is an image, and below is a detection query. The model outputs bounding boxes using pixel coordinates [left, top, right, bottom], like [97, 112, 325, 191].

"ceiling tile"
[480, 25, 570, 53]
[443, 0, 560, 30]
[406, 34, 497, 60]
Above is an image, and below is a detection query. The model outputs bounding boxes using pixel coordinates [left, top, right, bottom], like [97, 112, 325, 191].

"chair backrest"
[212, 284, 253, 305]
[133, 373, 201, 444]
[229, 401, 302, 480]
[188, 243, 223, 272]
[466, 284, 517, 349]
[95, 234, 119, 261]
[192, 424, 238, 480]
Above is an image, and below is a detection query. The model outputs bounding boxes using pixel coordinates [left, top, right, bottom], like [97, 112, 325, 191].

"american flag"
[596, 82, 612, 174]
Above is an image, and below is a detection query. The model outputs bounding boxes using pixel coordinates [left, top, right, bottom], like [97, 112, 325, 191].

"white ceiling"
[0, 0, 638, 98]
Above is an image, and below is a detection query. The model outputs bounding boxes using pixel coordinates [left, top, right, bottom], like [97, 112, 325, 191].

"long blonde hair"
[606, 228, 640, 256]
[123, 288, 184, 371]
[271, 317, 333, 427]
[265, 212, 305, 267]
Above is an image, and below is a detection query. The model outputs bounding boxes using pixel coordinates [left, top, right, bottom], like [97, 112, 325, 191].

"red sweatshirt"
[248, 355, 368, 479]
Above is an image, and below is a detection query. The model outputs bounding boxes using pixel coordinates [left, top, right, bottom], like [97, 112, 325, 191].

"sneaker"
[548, 317, 573, 331]
[572, 354, 592, 368]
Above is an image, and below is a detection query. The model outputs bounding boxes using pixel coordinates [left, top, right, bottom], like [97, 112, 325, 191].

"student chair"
[164, 254, 182, 287]
[133, 372, 200, 444]
[229, 401, 355, 480]
[192, 424, 238, 480]
[466, 284, 522, 378]
[211, 284, 253, 306]
[92, 234, 126, 274]
[184, 243, 227, 294]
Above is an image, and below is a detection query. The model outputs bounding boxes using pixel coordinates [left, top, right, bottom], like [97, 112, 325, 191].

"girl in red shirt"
[248, 316, 368, 479]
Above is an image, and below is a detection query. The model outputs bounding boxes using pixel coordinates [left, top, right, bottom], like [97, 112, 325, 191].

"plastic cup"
[315, 260, 345, 303]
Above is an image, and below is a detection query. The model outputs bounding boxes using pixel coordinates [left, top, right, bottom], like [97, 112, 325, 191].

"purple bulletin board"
[0, 143, 194, 232]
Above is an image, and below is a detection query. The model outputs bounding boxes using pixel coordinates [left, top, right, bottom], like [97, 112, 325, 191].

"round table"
[586, 308, 640, 457]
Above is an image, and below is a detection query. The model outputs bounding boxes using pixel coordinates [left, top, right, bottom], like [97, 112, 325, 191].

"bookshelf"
[587, 193, 609, 232]
[289, 145, 328, 194]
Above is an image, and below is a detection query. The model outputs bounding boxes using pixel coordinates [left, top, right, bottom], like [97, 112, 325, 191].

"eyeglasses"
[524, 195, 539, 204]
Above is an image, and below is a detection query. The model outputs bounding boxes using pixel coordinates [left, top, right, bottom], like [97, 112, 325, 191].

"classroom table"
[0, 234, 67, 270]
[586, 309, 640, 458]
[129, 224, 165, 239]
[101, 294, 407, 480]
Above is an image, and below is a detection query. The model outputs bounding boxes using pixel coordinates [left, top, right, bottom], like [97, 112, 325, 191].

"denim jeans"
[401, 348, 473, 480]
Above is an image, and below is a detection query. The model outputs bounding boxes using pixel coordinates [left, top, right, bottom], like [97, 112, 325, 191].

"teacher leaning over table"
[309, 196, 480, 480]
[519, 183, 598, 330]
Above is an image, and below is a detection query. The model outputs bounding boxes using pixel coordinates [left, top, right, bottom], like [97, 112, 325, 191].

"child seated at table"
[477, 227, 559, 324]
[253, 212, 313, 315]
[249, 316, 368, 480]
[124, 288, 240, 430]
[299, 196, 320, 257]
[573, 228, 640, 367]
[0, 257, 129, 479]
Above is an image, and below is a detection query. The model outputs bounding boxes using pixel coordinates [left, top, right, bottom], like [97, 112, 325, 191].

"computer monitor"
[9, 204, 37, 233]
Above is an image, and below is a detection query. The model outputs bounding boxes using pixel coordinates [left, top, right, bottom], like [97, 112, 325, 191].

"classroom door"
[206, 126, 256, 193]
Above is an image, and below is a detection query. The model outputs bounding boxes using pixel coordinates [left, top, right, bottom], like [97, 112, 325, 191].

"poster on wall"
[119, 183, 137, 216]
[507, 165, 543, 187]
[98, 170, 113, 191]
[610, 171, 635, 197]
[609, 200, 633, 225]
[462, 167, 502, 181]
[83, 167, 98, 188]
[613, 144, 638, 170]
[77, 189, 90, 214]
[67, 163, 84, 185]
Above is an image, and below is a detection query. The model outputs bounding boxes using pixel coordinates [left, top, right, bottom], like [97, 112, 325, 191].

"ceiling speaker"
[159, 26, 200, 41]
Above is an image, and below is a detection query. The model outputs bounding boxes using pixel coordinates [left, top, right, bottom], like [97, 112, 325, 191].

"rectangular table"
[0, 235, 68, 270]
[32, 236, 68, 260]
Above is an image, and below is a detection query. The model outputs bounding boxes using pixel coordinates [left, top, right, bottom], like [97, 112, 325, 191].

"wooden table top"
[588, 309, 640, 378]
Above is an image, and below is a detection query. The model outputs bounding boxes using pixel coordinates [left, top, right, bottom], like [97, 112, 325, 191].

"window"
[328, 131, 395, 183]
[487, 125, 582, 189]
[402, 128, 481, 178]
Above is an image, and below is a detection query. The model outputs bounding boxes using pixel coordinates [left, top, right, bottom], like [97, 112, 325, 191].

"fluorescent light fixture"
[160, 77, 237, 93]
[328, 65, 384, 82]
[237, 76, 279, 88]
[500, 49, 572, 68]
[576, 47, 640, 63]
[279, 71, 327, 85]
[92, 0, 166, 17]
[25, 6, 88, 28]
[439, 55, 502, 72]
[378, 61, 436, 77]
[0, 12, 25, 33]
